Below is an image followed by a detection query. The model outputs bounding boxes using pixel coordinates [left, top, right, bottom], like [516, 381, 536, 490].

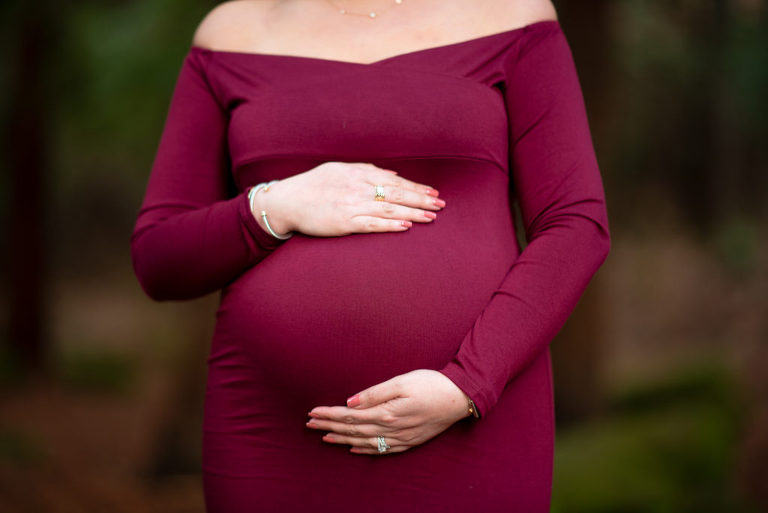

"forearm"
[130, 49, 298, 302]
[439, 216, 610, 417]
[131, 188, 286, 301]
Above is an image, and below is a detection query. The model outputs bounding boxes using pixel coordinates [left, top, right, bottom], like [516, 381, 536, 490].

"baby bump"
[213, 159, 520, 403]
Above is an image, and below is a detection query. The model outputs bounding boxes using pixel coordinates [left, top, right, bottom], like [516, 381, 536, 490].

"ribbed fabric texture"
[130, 20, 609, 512]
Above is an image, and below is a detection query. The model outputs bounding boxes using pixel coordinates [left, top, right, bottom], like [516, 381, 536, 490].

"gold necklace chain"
[323, 0, 403, 19]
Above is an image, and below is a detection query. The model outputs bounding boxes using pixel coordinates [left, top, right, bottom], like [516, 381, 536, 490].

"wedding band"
[374, 184, 386, 201]
[377, 435, 390, 454]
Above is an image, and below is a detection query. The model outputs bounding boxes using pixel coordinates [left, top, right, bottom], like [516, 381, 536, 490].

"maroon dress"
[130, 20, 610, 512]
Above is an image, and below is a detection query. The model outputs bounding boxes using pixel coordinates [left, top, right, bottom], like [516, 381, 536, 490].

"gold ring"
[374, 184, 386, 201]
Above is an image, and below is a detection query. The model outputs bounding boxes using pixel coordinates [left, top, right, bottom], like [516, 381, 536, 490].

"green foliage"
[723, 15, 768, 135]
[54, 0, 212, 189]
[0, 425, 46, 468]
[0, 345, 24, 387]
[608, 363, 738, 415]
[44, 0, 214, 272]
[53, 348, 137, 394]
[708, 214, 760, 277]
[606, 0, 768, 233]
[551, 363, 756, 513]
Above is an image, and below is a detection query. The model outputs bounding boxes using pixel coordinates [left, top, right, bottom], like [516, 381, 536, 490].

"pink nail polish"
[424, 211, 437, 220]
[401, 220, 412, 228]
[433, 198, 446, 207]
[347, 394, 361, 407]
[425, 188, 439, 196]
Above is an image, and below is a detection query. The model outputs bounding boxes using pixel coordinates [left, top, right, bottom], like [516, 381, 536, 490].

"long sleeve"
[437, 24, 611, 418]
[130, 49, 287, 301]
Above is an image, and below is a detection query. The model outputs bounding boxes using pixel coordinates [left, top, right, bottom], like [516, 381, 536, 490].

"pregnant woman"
[130, 0, 611, 511]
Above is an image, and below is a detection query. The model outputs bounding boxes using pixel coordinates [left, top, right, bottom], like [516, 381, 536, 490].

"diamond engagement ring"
[377, 435, 391, 454]
[374, 184, 386, 201]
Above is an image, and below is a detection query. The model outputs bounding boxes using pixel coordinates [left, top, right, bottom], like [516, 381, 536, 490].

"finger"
[322, 433, 404, 454]
[355, 164, 438, 195]
[348, 215, 412, 233]
[350, 445, 409, 455]
[306, 418, 388, 437]
[309, 419, 419, 444]
[396, 177, 440, 196]
[352, 163, 401, 182]
[361, 200, 438, 224]
[347, 377, 402, 409]
[353, 162, 398, 175]
[308, 405, 384, 424]
[359, 182, 445, 211]
[366, 175, 440, 198]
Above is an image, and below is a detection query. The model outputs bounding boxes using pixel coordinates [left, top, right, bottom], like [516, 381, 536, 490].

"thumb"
[347, 377, 402, 409]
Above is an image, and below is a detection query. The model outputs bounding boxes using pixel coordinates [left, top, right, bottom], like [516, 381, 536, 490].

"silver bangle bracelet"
[248, 180, 293, 240]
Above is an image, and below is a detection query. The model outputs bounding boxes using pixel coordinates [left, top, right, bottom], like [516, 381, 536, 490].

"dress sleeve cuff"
[237, 188, 289, 257]
[437, 361, 489, 419]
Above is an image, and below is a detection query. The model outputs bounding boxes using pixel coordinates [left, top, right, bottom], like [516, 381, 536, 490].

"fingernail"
[424, 211, 437, 220]
[401, 220, 412, 228]
[433, 198, 446, 207]
[347, 394, 361, 407]
[425, 187, 439, 196]
[308, 412, 319, 418]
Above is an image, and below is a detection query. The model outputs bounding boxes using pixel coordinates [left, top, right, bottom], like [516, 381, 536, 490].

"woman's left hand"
[306, 369, 471, 455]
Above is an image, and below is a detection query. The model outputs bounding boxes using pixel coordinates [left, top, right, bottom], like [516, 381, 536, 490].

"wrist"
[449, 386, 474, 421]
[456, 388, 479, 419]
[436, 370, 479, 421]
[249, 180, 295, 236]
[466, 396, 480, 419]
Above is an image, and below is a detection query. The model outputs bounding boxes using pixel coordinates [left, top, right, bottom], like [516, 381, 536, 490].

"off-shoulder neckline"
[190, 19, 559, 67]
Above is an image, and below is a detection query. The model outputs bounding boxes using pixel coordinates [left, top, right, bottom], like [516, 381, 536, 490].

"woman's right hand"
[249, 162, 446, 237]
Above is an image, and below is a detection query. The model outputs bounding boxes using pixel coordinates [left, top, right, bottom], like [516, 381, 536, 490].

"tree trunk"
[6, 1, 55, 376]
[550, 0, 613, 423]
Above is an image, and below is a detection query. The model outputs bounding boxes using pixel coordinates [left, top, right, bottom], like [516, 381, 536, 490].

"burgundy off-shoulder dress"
[130, 19, 610, 513]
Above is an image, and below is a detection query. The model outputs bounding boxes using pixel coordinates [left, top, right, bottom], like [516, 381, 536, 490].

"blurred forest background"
[1, 0, 767, 511]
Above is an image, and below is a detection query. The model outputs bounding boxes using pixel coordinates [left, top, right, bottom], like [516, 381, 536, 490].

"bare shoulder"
[479, 0, 558, 31]
[192, 0, 277, 49]
[519, 0, 558, 22]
